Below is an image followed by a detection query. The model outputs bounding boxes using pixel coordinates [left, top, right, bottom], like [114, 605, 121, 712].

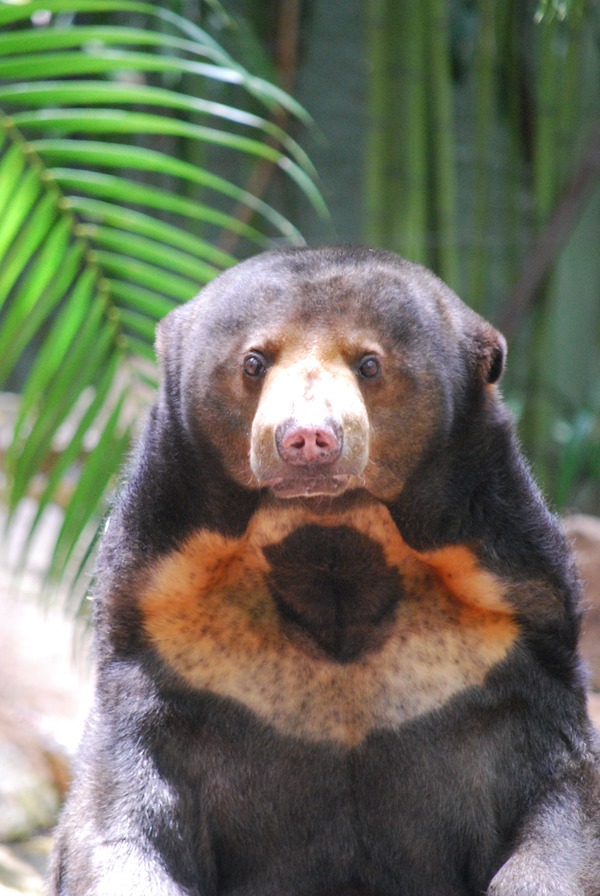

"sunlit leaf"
[14, 109, 324, 210]
[17, 352, 121, 566]
[67, 197, 235, 268]
[0, 230, 84, 380]
[87, 226, 220, 284]
[12, 265, 97, 427]
[0, 0, 313, 120]
[0, 165, 43, 264]
[0, 0, 325, 602]
[53, 169, 273, 244]
[34, 140, 306, 241]
[107, 281, 178, 321]
[0, 140, 26, 217]
[0, 81, 316, 174]
[50, 390, 131, 581]
[0, 191, 59, 310]
[7, 302, 112, 512]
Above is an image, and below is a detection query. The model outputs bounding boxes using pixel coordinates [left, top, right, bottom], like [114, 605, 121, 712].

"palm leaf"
[0, 0, 326, 604]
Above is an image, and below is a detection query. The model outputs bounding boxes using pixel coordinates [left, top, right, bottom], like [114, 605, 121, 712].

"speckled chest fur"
[140, 498, 517, 746]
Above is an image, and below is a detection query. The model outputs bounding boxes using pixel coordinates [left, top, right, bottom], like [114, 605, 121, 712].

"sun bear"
[50, 247, 600, 895]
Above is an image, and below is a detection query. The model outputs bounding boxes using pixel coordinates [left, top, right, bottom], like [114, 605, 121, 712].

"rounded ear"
[155, 315, 169, 365]
[473, 325, 507, 385]
[155, 306, 180, 366]
[155, 302, 197, 371]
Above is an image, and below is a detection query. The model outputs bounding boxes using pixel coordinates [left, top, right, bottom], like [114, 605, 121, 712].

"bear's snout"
[276, 418, 343, 467]
[249, 353, 369, 499]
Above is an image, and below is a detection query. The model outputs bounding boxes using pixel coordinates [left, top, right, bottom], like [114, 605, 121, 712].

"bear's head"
[156, 247, 506, 506]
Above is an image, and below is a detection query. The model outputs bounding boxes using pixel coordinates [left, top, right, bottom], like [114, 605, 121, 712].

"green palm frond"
[0, 0, 326, 600]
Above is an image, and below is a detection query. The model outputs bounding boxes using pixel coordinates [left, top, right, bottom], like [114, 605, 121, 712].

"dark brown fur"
[51, 248, 600, 896]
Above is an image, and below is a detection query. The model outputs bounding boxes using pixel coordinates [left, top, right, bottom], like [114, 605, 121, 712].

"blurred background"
[0, 0, 599, 891]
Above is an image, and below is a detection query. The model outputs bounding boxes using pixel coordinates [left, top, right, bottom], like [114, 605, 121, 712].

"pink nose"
[276, 420, 342, 466]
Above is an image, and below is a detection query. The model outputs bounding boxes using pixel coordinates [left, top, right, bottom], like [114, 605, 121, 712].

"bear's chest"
[263, 523, 405, 662]
[156, 688, 515, 896]
[139, 501, 518, 745]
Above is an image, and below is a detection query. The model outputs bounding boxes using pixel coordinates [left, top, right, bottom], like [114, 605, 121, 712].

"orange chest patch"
[139, 501, 518, 745]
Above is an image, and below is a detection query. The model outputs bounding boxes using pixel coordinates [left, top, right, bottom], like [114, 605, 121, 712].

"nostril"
[289, 433, 306, 451]
[315, 431, 332, 449]
[276, 419, 342, 466]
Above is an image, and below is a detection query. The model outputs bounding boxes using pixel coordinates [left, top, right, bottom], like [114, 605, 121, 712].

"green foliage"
[535, 0, 581, 22]
[363, 0, 600, 508]
[0, 0, 325, 597]
[2, 0, 599, 605]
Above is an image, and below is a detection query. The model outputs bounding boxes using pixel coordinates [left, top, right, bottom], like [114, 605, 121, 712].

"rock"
[589, 692, 600, 731]
[563, 514, 600, 692]
[0, 568, 92, 842]
[0, 705, 61, 843]
[0, 836, 50, 895]
[0, 499, 93, 894]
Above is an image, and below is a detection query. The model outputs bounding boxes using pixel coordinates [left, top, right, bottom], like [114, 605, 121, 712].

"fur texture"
[50, 247, 600, 896]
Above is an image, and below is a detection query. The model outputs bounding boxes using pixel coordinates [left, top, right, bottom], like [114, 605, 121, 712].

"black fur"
[265, 525, 403, 662]
[50, 247, 600, 896]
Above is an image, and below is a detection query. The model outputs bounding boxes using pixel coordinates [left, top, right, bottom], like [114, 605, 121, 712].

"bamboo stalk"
[216, 0, 303, 255]
[426, 0, 458, 291]
[555, 12, 583, 181]
[498, 0, 527, 306]
[533, 13, 560, 224]
[388, 0, 427, 263]
[522, 13, 564, 474]
[364, 0, 391, 246]
[467, 0, 496, 311]
[499, 121, 600, 340]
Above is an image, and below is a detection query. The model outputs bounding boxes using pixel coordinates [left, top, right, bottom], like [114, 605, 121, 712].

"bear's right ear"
[471, 323, 507, 385]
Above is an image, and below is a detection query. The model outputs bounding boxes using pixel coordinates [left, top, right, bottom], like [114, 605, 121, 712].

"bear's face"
[157, 248, 505, 505]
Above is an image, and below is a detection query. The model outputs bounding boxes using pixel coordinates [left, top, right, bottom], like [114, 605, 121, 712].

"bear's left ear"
[472, 324, 507, 385]
[155, 316, 168, 365]
[155, 306, 179, 366]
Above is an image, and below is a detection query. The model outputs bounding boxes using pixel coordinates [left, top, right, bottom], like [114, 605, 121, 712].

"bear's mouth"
[266, 473, 351, 499]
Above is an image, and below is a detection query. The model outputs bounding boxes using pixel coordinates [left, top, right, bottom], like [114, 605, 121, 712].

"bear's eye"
[357, 354, 381, 380]
[243, 352, 268, 378]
